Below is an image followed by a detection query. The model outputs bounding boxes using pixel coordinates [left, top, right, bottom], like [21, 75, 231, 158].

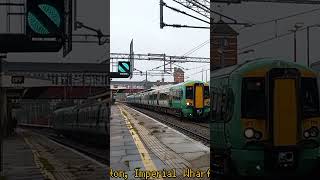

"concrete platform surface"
[2, 128, 108, 180]
[110, 103, 210, 180]
[3, 130, 45, 180]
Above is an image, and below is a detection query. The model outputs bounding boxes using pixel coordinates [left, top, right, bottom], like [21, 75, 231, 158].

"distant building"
[210, 20, 239, 70]
[173, 67, 184, 83]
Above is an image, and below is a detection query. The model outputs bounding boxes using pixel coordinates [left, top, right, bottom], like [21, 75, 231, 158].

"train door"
[194, 84, 204, 109]
[268, 68, 300, 146]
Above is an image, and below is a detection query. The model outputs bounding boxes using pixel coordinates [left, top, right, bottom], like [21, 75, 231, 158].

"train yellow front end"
[183, 81, 210, 119]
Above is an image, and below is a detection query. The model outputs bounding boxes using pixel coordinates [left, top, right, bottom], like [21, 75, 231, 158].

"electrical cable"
[253, 7, 320, 26]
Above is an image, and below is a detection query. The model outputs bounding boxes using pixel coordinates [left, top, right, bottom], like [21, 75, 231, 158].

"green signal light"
[118, 62, 130, 73]
[28, 12, 49, 34]
[119, 66, 125, 73]
[122, 63, 129, 70]
[27, 4, 62, 35]
[39, 4, 61, 27]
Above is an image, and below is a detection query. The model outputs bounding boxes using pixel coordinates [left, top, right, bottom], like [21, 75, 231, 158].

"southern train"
[211, 58, 320, 177]
[52, 98, 110, 146]
[126, 80, 210, 120]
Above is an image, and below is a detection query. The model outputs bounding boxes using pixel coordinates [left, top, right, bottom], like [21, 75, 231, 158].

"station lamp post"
[307, 24, 320, 67]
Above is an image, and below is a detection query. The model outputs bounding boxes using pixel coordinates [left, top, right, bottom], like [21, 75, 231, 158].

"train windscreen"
[301, 77, 320, 118]
[241, 78, 266, 118]
[186, 86, 193, 99]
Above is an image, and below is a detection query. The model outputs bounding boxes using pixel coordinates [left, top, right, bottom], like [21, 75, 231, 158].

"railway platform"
[1, 128, 108, 180]
[110, 103, 210, 180]
[2, 129, 45, 180]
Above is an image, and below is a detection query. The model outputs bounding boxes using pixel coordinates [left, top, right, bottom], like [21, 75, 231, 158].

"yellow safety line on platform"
[23, 137, 56, 180]
[118, 105, 164, 180]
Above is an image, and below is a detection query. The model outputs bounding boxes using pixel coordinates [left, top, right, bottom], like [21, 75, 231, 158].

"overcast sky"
[111, 0, 320, 82]
[2, 0, 320, 83]
[111, 0, 209, 82]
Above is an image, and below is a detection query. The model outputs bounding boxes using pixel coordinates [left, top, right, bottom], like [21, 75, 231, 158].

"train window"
[301, 78, 320, 117]
[186, 86, 193, 99]
[241, 78, 266, 119]
[204, 86, 209, 99]
[160, 93, 168, 100]
[172, 90, 177, 100]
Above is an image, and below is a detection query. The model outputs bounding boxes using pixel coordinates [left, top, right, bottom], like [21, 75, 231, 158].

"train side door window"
[241, 78, 266, 119]
[176, 90, 178, 100]
[211, 86, 228, 122]
[186, 86, 193, 99]
[216, 92, 223, 121]
[221, 86, 230, 121]
[212, 90, 218, 120]
[301, 77, 320, 118]
[178, 90, 182, 100]
[204, 86, 209, 99]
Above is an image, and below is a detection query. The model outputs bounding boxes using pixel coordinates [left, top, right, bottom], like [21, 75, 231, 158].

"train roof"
[170, 80, 208, 88]
[127, 80, 208, 97]
[211, 57, 316, 78]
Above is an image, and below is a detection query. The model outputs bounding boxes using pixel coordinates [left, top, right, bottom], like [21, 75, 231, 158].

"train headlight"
[310, 126, 319, 137]
[304, 126, 319, 139]
[186, 102, 190, 106]
[244, 128, 255, 139]
[304, 131, 310, 139]
[254, 131, 263, 140]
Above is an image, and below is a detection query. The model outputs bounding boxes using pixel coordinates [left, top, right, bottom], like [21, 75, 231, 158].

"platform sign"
[11, 76, 25, 84]
[27, 0, 65, 37]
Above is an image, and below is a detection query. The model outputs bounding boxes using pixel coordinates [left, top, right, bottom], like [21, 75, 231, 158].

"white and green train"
[126, 80, 210, 120]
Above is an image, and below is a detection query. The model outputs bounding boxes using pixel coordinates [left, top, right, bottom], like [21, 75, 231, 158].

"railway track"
[123, 104, 210, 146]
[19, 125, 108, 165]
[46, 134, 108, 165]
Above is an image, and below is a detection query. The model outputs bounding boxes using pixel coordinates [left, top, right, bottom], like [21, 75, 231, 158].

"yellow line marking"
[23, 137, 56, 180]
[118, 105, 164, 180]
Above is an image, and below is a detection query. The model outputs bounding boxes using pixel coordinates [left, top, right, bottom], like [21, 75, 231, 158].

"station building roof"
[1, 60, 108, 73]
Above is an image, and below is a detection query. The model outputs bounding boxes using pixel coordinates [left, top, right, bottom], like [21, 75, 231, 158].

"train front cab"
[183, 82, 210, 119]
[229, 67, 320, 177]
